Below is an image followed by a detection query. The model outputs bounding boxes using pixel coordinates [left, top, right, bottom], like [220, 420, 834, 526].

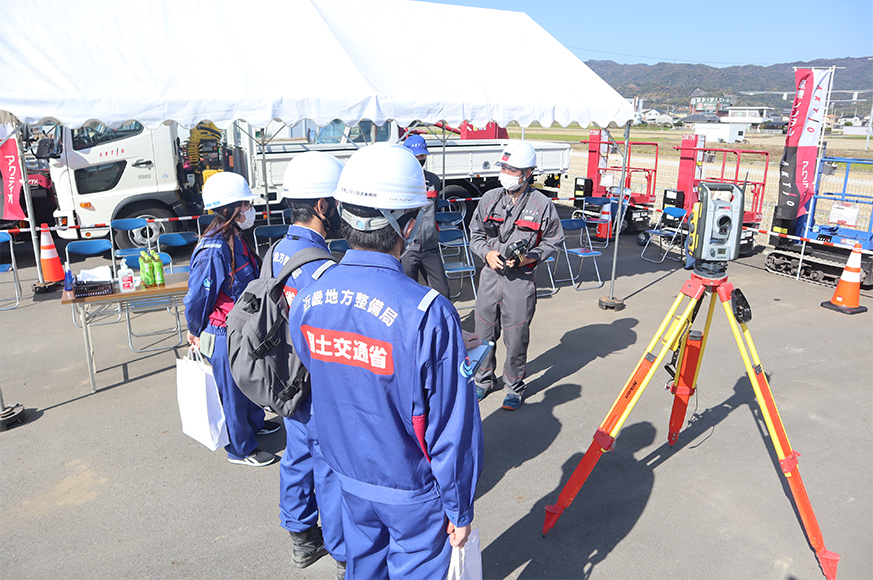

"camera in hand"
[501, 239, 530, 269]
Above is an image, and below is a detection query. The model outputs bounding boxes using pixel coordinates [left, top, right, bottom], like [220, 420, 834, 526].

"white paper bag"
[176, 347, 229, 451]
[446, 528, 482, 580]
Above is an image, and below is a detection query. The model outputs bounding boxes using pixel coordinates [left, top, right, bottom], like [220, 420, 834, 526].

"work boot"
[289, 526, 328, 568]
[336, 560, 347, 580]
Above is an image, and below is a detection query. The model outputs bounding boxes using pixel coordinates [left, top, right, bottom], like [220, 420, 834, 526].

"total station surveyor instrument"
[542, 183, 840, 580]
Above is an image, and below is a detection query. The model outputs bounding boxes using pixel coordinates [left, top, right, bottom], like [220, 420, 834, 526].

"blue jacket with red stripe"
[184, 233, 259, 335]
[287, 249, 483, 526]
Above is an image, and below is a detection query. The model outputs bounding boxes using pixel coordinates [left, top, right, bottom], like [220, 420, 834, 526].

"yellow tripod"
[542, 270, 840, 580]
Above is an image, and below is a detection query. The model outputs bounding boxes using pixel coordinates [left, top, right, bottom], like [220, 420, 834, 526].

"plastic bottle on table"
[150, 250, 165, 286]
[118, 263, 135, 292]
[63, 261, 74, 291]
[139, 251, 155, 287]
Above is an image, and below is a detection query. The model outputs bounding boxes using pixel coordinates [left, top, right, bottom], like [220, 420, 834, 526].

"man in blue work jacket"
[287, 143, 483, 580]
[272, 152, 346, 577]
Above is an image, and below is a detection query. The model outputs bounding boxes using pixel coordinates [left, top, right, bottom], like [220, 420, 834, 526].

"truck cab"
[44, 121, 186, 244]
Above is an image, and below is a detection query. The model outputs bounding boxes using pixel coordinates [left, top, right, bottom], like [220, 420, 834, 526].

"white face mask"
[499, 172, 524, 192]
[238, 206, 256, 230]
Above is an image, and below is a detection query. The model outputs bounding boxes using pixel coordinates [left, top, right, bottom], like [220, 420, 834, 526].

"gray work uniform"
[402, 169, 450, 298]
[469, 185, 564, 395]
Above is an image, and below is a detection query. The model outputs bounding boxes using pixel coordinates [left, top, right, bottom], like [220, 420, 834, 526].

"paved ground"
[1, 225, 871, 580]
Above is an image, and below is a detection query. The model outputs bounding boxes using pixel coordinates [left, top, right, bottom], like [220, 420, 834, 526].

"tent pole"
[259, 126, 271, 225]
[1, 123, 43, 285]
[598, 122, 631, 311]
[18, 132, 44, 284]
[441, 122, 447, 189]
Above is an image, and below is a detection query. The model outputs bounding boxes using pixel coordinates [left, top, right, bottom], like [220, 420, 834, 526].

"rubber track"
[764, 250, 850, 288]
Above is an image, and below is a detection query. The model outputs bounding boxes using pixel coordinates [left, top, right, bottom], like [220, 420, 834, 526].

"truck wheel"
[115, 204, 176, 249]
[442, 185, 476, 227]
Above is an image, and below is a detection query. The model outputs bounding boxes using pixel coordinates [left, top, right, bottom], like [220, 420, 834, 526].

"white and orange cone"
[821, 243, 867, 315]
[39, 223, 65, 283]
[596, 203, 612, 239]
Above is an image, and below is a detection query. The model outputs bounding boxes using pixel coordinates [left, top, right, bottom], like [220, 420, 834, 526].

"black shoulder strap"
[263, 240, 336, 283]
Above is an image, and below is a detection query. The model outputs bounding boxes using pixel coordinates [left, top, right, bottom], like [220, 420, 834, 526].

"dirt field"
[504, 124, 873, 162]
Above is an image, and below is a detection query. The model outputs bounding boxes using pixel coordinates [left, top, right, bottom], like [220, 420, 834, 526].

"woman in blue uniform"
[184, 172, 279, 466]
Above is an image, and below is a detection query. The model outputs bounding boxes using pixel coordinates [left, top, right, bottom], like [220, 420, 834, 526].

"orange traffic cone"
[39, 223, 65, 283]
[596, 203, 612, 239]
[821, 243, 867, 315]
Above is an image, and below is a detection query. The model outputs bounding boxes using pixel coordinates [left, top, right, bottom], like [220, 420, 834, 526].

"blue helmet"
[403, 134, 429, 156]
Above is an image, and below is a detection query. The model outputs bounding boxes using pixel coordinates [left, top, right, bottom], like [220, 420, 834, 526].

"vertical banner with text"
[0, 131, 26, 220]
[775, 68, 832, 221]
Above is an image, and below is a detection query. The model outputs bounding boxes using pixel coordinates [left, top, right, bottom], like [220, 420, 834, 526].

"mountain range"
[586, 57, 872, 115]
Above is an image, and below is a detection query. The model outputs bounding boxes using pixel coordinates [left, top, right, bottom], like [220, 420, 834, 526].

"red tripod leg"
[544, 284, 703, 536]
[543, 344, 661, 536]
[719, 286, 840, 580]
[667, 330, 702, 446]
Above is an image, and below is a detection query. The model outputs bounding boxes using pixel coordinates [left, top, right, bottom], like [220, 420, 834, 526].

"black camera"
[502, 239, 530, 269]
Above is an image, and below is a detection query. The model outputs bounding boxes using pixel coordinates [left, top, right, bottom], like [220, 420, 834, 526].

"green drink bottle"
[150, 250, 165, 286]
[139, 251, 155, 287]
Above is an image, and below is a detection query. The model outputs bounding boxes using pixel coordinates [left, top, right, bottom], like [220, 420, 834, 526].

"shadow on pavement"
[477, 383, 579, 498]
[524, 317, 639, 398]
[481, 376, 764, 579]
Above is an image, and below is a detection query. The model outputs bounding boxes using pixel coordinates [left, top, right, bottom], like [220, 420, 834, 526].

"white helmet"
[281, 152, 344, 200]
[496, 140, 537, 171]
[202, 172, 258, 210]
[335, 143, 427, 234]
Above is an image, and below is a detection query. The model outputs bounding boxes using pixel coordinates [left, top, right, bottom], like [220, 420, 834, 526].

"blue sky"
[435, 0, 872, 67]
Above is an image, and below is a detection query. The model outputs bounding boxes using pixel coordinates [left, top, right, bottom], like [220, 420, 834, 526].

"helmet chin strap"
[380, 208, 423, 258]
[338, 203, 423, 256]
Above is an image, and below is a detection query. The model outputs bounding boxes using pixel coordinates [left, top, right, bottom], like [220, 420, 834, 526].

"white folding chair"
[641, 207, 688, 263]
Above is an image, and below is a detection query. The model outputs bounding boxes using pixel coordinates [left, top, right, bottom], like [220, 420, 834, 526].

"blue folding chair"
[196, 214, 215, 235]
[435, 210, 464, 231]
[122, 252, 176, 273]
[120, 252, 184, 352]
[110, 218, 153, 277]
[328, 239, 349, 257]
[547, 219, 603, 292]
[65, 239, 120, 327]
[253, 224, 288, 256]
[157, 232, 197, 272]
[641, 207, 688, 264]
[575, 197, 611, 249]
[0, 232, 22, 310]
[438, 229, 477, 301]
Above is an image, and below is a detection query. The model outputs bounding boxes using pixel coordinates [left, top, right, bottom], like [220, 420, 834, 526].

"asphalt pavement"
[1, 227, 870, 580]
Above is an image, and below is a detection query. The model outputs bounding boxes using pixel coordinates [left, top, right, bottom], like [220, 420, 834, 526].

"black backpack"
[227, 241, 336, 417]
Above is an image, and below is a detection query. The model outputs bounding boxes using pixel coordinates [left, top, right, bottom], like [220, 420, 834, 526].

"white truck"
[35, 119, 572, 247]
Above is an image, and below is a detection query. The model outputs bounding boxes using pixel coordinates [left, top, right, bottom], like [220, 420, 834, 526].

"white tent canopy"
[0, 0, 632, 130]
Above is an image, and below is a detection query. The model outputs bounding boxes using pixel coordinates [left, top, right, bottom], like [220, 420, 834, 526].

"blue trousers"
[204, 325, 264, 460]
[280, 398, 345, 560]
[341, 491, 451, 580]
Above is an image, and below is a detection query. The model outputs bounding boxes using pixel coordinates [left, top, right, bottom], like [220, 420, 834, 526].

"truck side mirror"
[34, 137, 62, 159]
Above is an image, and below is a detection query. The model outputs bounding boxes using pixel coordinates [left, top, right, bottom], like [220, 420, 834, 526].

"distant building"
[722, 106, 773, 129]
[689, 96, 731, 114]
[681, 113, 747, 142]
